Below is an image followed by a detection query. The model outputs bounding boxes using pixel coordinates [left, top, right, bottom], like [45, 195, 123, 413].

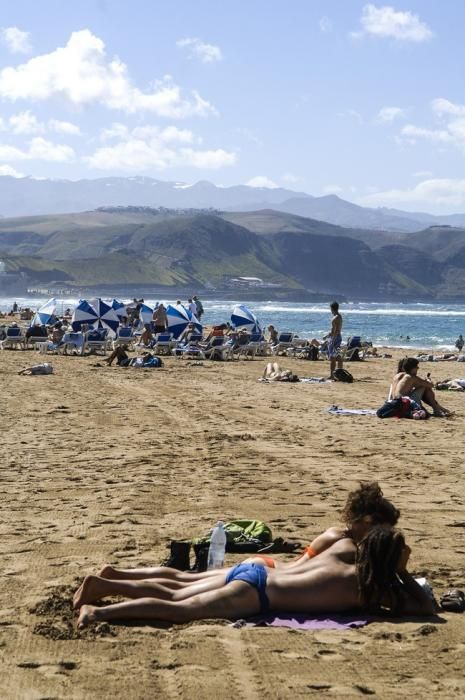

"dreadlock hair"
[341, 482, 400, 527]
[397, 357, 419, 374]
[356, 526, 405, 613]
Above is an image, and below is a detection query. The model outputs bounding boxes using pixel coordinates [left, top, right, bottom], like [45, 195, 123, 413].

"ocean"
[2, 296, 465, 350]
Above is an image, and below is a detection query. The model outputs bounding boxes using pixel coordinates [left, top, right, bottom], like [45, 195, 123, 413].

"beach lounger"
[112, 326, 136, 350]
[235, 332, 269, 359]
[271, 332, 295, 356]
[25, 335, 49, 349]
[153, 332, 175, 355]
[1, 326, 26, 350]
[84, 328, 109, 355]
[342, 336, 368, 362]
[173, 333, 206, 359]
[203, 336, 234, 361]
[59, 332, 85, 355]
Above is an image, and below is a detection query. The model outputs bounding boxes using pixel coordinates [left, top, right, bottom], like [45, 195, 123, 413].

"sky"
[0, 1, 464, 213]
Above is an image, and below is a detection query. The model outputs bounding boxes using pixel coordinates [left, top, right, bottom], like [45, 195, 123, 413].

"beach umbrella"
[139, 303, 154, 325]
[166, 304, 202, 338]
[31, 297, 57, 326]
[111, 299, 128, 319]
[90, 298, 120, 337]
[71, 299, 98, 331]
[231, 304, 260, 332]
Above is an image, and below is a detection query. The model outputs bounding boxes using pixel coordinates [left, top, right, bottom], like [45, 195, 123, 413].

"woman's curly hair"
[341, 482, 400, 527]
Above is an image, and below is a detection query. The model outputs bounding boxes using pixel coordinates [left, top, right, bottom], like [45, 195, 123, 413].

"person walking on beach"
[326, 301, 343, 379]
[193, 295, 204, 320]
[455, 334, 464, 352]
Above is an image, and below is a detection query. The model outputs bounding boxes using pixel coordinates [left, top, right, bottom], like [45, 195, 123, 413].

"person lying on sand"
[262, 362, 299, 382]
[390, 358, 451, 417]
[77, 482, 400, 585]
[105, 347, 153, 367]
[74, 527, 435, 628]
[435, 378, 465, 391]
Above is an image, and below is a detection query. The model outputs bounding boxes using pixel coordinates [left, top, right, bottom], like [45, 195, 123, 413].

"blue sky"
[0, 1, 464, 212]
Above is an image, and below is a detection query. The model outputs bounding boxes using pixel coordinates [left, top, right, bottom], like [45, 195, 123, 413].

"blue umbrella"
[139, 303, 154, 325]
[111, 299, 128, 319]
[71, 299, 98, 331]
[91, 298, 120, 337]
[31, 297, 57, 326]
[166, 304, 202, 339]
[231, 304, 260, 332]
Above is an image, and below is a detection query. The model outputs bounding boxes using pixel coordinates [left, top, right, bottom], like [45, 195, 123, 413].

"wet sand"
[1, 348, 465, 698]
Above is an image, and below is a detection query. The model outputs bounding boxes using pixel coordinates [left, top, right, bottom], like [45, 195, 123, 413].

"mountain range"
[2, 206, 465, 300]
[1, 175, 465, 232]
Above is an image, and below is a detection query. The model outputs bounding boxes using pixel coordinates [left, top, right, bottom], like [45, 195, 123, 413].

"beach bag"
[377, 397, 427, 419]
[334, 368, 353, 383]
[142, 356, 163, 368]
[193, 519, 273, 552]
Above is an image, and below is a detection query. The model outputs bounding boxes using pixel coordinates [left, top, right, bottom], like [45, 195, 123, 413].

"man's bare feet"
[73, 575, 107, 609]
[77, 604, 98, 629]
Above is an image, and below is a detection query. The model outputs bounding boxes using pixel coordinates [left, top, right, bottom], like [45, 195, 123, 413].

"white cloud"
[49, 119, 81, 135]
[0, 137, 74, 162]
[377, 106, 407, 122]
[361, 178, 465, 209]
[319, 16, 333, 33]
[282, 173, 299, 184]
[412, 170, 433, 178]
[323, 184, 344, 195]
[0, 164, 24, 177]
[1, 27, 31, 54]
[432, 97, 465, 117]
[0, 30, 216, 118]
[352, 4, 433, 42]
[9, 111, 43, 134]
[87, 124, 235, 170]
[246, 176, 279, 189]
[176, 37, 222, 63]
[401, 123, 453, 144]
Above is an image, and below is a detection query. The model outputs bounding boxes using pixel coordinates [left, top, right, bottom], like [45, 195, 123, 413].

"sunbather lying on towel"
[74, 527, 435, 628]
[77, 483, 400, 585]
[105, 347, 159, 368]
[262, 362, 299, 382]
[390, 357, 451, 417]
[435, 378, 465, 391]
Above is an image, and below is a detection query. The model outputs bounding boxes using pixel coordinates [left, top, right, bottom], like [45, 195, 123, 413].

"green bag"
[193, 519, 272, 551]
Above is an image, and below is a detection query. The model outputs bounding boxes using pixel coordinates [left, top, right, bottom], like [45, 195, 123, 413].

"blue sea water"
[2, 296, 465, 350]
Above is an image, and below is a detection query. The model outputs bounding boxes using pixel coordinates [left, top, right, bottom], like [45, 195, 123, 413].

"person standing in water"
[326, 301, 343, 379]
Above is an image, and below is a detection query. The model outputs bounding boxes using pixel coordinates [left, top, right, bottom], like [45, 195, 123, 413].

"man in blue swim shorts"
[75, 528, 435, 627]
[326, 301, 343, 379]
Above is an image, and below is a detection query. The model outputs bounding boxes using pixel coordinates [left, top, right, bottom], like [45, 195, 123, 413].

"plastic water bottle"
[207, 521, 227, 569]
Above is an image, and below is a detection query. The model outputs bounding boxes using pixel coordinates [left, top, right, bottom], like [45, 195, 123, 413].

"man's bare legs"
[77, 580, 260, 628]
[421, 387, 452, 416]
[329, 355, 342, 380]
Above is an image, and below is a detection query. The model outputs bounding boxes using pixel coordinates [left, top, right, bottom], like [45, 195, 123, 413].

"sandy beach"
[1, 348, 465, 698]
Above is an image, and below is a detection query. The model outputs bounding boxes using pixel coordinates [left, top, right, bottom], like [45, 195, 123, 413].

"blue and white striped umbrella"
[71, 299, 98, 331]
[139, 303, 154, 325]
[231, 304, 260, 332]
[111, 299, 128, 319]
[31, 297, 57, 326]
[91, 298, 120, 337]
[166, 304, 202, 339]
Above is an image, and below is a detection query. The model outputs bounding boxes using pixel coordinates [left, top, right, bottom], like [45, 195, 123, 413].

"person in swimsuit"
[262, 362, 299, 382]
[435, 378, 465, 391]
[74, 527, 435, 628]
[73, 483, 400, 587]
[325, 301, 343, 379]
[390, 358, 451, 417]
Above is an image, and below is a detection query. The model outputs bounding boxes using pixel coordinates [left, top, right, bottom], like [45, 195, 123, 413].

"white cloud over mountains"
[353, 4, 433, 42]
[246, 176, 279, 189]
[0, 30, 217, 117]
[362, 178, 465, 209]
[176, 38, 223, 63]
[5, 110, 81, 136]
[87, 123, 235, 170]
[0, 137, 74, 162]
[400, 98, 465, 152]
[1, 27, 31, 54]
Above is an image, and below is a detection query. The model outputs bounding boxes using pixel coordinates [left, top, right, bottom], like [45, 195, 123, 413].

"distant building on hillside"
[227, 276, 281, 289]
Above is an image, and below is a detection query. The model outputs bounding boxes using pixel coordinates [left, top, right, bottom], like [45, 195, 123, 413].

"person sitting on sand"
[262, 362, 299, 382]
[390, 357, 451, 417]
[435, 378, 465, 391]
[82, 482, 400, 586]
[74, 527, 435, 628]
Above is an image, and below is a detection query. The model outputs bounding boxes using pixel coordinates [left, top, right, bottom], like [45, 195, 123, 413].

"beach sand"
[1, 349, 465, 699]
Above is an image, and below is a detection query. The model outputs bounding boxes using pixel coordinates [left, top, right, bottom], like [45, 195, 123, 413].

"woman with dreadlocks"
[75, 527, 435, 628]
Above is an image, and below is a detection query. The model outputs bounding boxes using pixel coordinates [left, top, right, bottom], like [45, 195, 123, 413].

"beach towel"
[327, 405, 377, 416]
[232, 613, 369, 630]
[259, 377, 331, 384]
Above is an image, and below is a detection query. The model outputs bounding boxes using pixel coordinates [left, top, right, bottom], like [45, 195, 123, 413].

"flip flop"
[440, 589, 465, 612]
